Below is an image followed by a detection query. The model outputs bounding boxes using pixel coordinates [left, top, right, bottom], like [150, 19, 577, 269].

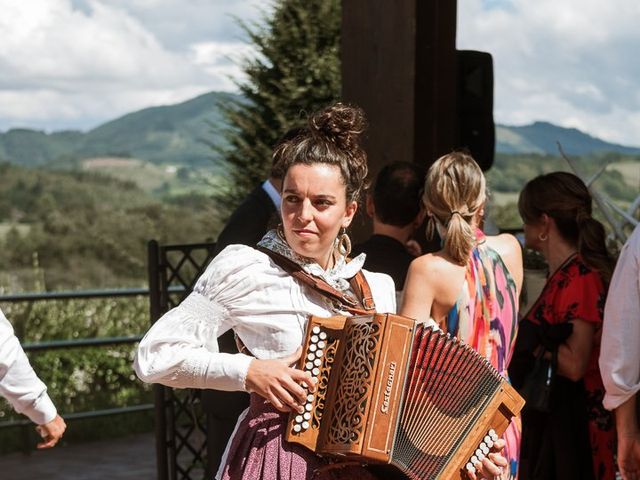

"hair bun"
[309, 102, 366, 152]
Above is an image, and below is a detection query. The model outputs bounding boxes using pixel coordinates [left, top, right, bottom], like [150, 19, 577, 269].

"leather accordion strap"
[256, 246, 376, 315]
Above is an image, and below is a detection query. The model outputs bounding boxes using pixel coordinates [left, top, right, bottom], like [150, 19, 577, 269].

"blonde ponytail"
[423, 152, 486, 265]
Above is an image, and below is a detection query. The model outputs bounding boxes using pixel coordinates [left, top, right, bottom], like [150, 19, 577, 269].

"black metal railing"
[148, 240, 219, 480]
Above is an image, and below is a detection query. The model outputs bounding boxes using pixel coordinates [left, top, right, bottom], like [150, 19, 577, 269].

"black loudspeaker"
[457, 50, 495, 171]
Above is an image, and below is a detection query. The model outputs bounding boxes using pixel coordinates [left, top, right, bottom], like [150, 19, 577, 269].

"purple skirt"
[219, 394, 378, 480]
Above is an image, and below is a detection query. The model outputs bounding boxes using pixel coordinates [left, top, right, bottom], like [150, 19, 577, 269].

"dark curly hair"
[272, 102, 369, 203]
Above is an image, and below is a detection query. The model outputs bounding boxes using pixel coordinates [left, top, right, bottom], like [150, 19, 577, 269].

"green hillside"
[0, 163, 222, 291]
[0, 129, 84, 167]
[78, 91, 236, 168]
[2, 91, 640, 171]
[0, 91, 240, 169]
[496, 121, 640, 156]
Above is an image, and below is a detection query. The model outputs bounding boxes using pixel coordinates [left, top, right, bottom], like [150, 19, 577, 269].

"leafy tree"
[216, 0, 341, 209]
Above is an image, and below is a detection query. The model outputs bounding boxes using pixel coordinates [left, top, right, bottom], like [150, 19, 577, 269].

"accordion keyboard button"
[302, 421, 310, 429]
[319, 332, 327, 340]
[307, 394, 314, 402]
[295, 415, 303, 423]
[471, 455, 478, 464]
[293, 424, 302, 433]
[307, 353, 315, 361]
[303, 412, 311, 420]
[311, 335, 319, 343]
[317, 341, 326, 349]
[313, 358, 322, 367]
[315, 350, 323, 358]
[312, 367, 320, 376]
[488, 429, 498, 441]
[305, 403, 313, 411]
[305, 362, 314, 370]
[309, 344, 317, 352]
[466, 463, 475, 474]
[312, 326, 321, 334]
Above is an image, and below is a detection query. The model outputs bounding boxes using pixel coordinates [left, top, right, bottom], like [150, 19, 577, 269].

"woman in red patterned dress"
[513, 172, 615, 480]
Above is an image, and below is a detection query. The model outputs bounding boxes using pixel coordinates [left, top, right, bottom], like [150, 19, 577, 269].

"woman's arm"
[402, 254, 465, 325]
[614, 395, 640, 479]
[555, 319, 595, 381]
[134, 292, 315, 412]
[400, 256, 436, 322]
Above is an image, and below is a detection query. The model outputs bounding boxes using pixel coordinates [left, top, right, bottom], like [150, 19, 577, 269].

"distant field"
[0, 222, 31, 239]
[608, 161, 640, 188]
[80, 156, 221, 195]
[83, 157, 143, 169]
[489, 191, 519, 206]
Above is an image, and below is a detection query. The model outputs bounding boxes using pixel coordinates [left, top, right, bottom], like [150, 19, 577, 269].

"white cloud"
[458, 0, 640, 146]
[0, 0, 264, 131]
[188, 41, 257, 91]
[1, 0, 638, 146]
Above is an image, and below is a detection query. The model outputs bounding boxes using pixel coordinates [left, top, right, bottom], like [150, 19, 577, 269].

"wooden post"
[341, 0, 458, 240]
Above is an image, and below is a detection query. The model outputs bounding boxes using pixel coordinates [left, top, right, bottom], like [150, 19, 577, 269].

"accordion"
[285, 313, 524, 479]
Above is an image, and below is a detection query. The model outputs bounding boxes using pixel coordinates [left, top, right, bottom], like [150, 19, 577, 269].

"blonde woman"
[401, 151, 523, 479]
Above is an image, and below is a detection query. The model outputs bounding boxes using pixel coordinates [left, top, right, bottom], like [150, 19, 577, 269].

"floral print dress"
[445, 231, 521, 478]
[520, 254, 614, 480]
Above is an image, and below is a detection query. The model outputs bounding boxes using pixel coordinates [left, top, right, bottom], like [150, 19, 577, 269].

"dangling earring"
[277, 223, 286, 241]
[337, 227, 352, 257]
[426, 216, 435, 240]
[538, 233, 548, 242]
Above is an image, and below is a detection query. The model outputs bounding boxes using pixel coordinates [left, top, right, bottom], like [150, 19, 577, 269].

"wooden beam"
[341, 0, 458, 239]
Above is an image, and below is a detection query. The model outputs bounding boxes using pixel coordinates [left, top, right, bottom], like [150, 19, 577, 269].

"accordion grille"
[322, 318, 383, 451]
[392, 324, 502, 478]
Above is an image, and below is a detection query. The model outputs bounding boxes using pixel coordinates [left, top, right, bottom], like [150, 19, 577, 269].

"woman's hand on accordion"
[466, 438, 509, 480]
[245, 347, 317, 413]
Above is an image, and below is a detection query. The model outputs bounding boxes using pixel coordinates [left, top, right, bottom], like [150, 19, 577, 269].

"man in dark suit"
[212, 174, 282, 256]
[352, 161, 426, 296]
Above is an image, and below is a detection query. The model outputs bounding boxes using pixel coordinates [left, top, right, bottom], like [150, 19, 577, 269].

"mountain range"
[1, 91, 639, 168]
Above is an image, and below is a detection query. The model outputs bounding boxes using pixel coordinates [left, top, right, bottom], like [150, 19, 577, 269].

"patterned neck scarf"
[257, 229, 366, 292]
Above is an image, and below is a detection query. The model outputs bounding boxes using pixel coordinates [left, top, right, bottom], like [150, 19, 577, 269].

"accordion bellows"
[285, 314, 524, 479]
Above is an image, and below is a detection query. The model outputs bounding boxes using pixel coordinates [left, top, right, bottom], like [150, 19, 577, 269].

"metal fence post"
[148, 240, 169, 480]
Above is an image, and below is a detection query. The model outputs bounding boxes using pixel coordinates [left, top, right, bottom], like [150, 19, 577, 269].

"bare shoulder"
[485, 233, 522, 260]
[408, 252, 459, 280]
[407, 252, 465, 296]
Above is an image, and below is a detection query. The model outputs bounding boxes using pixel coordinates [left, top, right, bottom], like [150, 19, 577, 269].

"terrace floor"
[0, 432, 155, 480]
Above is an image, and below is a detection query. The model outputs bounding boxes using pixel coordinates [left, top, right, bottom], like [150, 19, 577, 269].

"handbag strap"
[256, 246, 376, 315]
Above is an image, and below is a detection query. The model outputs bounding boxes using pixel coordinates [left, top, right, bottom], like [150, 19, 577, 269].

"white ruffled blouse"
[134, 237, 396, 392]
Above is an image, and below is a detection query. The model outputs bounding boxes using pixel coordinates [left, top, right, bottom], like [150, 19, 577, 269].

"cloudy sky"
[1, 0, 639, 147]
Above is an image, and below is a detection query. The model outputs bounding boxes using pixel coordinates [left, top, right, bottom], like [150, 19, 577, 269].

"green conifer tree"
[216, 0, 341, 209]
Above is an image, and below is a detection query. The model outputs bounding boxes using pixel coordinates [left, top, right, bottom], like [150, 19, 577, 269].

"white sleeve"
[600, 227, 640, 410]
[134, 246, 258, 392]
[0, 309, 57, 425]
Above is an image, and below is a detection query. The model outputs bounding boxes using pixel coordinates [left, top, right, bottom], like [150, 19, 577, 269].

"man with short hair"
[352, 161, 426, 298]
